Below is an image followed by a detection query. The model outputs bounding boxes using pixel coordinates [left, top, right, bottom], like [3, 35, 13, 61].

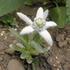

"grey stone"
[0, 66, 2, 70]
[7, 59, 25, 70]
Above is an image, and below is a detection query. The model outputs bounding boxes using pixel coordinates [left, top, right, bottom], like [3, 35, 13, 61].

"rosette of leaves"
[10, 29, 49, 64]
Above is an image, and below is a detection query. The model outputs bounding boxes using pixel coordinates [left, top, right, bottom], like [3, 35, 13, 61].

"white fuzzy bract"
[17, 7, 57, 46]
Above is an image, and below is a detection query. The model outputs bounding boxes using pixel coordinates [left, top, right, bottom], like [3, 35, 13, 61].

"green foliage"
[32, 32, 45, 44]
[66, 0, 70, 22]
[10, 29, 49, 64]
[0, 16, 18, 27]
[0, 0, 25, 16]
[0, 0, 66, 29]
[0, 0, 49, 16]
[50, 7, 66, 28]
[11, 43, 37, 63]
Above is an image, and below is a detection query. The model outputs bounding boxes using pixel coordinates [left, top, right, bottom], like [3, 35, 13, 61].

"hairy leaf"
[31, 41, 44, 53]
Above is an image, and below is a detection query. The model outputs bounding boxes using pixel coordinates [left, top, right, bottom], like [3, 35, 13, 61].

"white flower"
[17, 7, 57, 46]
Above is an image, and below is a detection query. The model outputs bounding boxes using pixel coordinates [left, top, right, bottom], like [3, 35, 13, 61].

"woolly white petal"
[20, 26, 34, 35]
[44, 21, 57, 29]
[17, 12, 33, 25]
[43, 9, 49, 20]
[35, 7, 43, 19]
[39, 30, 53, 46]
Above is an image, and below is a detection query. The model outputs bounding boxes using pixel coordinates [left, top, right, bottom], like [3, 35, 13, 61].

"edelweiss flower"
[17, 7, 57, 46]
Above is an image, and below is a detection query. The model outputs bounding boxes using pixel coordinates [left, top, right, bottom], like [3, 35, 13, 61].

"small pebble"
[0, 31, 5, 36]
[14, 28, 17, 31]
[4, 36, 7, 40]
[58, 40, 67, 47]
[66, 37, 70, 44]
[56, 34, 64, 41]
[0, 57, 3, 61]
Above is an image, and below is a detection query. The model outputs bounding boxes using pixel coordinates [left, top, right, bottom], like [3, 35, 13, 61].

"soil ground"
[0, 6, 70, 70]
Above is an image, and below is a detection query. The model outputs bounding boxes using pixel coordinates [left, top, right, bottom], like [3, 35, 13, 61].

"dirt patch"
[0, 6, 70, 70]
[0, 23, 70, 70]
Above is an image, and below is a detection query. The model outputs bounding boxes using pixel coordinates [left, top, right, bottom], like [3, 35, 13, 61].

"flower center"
[32, 18, 46, 31]
[35, 18, 44, 25]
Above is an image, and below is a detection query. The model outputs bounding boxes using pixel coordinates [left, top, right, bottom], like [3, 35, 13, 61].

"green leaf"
[31, 41, 44, 53]
[20, 51, 33, 63]
[11, 44, 23, 52]
[20, 52, 28, 59]
[50, 7, 66, 28]
[0, 16, 18, 27]
[0, 0, 25, 16]
[66, 0, 70, 22]
[26, 56, 33, 64]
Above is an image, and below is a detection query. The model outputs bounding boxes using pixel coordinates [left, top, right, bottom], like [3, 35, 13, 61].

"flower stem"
[32, 62, 36, 70]
[32, 58, 39, 70]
